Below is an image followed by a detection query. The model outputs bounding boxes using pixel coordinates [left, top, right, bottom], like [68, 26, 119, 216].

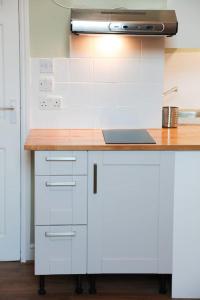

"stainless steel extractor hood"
[71, 9, 178, 37]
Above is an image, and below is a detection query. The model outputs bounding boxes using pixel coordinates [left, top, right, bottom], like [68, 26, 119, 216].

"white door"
[0, 0, 20, 260]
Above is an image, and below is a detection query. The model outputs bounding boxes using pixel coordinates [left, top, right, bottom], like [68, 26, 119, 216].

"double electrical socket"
[40, 96, 63, 110]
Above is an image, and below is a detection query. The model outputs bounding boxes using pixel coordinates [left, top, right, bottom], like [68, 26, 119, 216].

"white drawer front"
[35, 176, 87, 225]
[35, 151, 87, 175]
[35, 226, 87, 275]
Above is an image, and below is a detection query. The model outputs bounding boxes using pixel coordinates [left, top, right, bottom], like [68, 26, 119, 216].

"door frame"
[19, 0, 32, 262]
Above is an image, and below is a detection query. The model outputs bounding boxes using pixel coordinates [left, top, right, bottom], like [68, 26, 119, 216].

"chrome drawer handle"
[45, 182, 76, 187]
[45, 157, 77, 162]
[0, 106, 15, 111]
[45, 232, 76, 238]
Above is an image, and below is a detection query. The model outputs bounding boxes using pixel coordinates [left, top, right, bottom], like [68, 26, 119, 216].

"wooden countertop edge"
[24, 144, 200, 151]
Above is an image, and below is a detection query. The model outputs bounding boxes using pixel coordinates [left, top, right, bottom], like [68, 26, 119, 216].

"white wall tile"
[91, 83, 118, 108]
[70, 35, 141, 58]
[99, 105, 161, 129]
[92, 36, 141, 58]
[30, 107, 103, 129]
[91, 82, 163, 113]
[141, 59, 164, 84]
[54, 83, 93, 108]
[66, 83, 93, 108]
[65, 106, 103, 128]
[69, 59, 93, 82]
[99, 106, 139, 129]
[113, 83, 162, 107]
[93, 58, 141, 83]
[54, 58, 70, 82]
[91, 83, 142, 108]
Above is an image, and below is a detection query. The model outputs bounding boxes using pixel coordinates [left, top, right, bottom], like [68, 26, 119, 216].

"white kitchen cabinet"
[34, 151, 88, 294]
[166, 0, 200, 48]
[34, 149, 175, 294]
[88, 151, 174, 275]
[35, 225, 87, 275]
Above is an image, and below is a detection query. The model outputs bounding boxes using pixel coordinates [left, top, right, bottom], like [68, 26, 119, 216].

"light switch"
[40, 59, 54, 74]
[39, 78, 54, 92]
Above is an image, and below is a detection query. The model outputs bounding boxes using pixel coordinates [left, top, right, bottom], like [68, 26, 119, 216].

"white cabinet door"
[166, 0, 200, 48]
[0, 0, 20, 260]
[35, 225, 87, 275]
[88, 151, 174, 274]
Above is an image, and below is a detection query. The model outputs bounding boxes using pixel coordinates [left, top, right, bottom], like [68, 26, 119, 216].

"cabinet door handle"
[45, 182, 76, 187]
[93, 164, 97, 194]
[45, 232, 76, 238]
[0, 106, 15, 111]
[45, 157, 76, 162]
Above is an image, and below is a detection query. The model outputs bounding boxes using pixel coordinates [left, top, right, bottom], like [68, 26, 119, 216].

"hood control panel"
[109, 23, 164, 33]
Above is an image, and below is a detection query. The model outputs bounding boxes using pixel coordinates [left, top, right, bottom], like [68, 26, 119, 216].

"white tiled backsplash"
[30, 37, 164, 128]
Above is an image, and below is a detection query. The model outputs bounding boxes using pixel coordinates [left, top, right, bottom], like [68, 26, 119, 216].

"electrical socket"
[39, 96, 63, 110]
[40, 99, 48, 110]
[51, 97, 62, 110]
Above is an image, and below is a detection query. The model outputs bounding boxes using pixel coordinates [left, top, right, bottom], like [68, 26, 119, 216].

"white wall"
[30, 37, 164, 129]
[166, 0, 200, 49]
[164, 50, 200, 109]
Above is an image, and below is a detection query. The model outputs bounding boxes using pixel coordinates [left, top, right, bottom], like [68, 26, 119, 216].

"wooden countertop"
[24, 125, 200, 151]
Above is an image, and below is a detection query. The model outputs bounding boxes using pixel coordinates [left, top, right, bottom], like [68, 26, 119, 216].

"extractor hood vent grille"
[100, 11, 147, 15]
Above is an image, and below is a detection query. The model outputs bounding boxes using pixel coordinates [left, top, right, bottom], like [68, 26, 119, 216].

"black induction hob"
[102, 129, 156, 144]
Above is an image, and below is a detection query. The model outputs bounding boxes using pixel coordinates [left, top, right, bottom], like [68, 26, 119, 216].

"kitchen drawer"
[35, 176, 87, 225]
[35, 225, 87, 275]
[35, 151, 87, 175]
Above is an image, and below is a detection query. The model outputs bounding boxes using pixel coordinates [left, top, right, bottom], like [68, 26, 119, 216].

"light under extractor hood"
[71, 9, 178, 37]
